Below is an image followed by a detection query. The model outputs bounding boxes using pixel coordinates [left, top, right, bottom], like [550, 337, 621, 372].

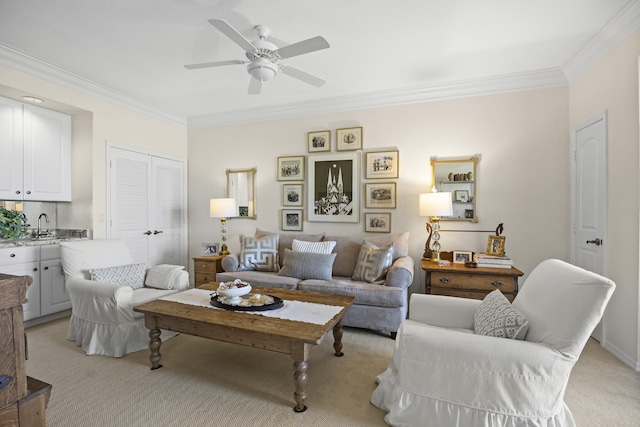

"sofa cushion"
[474, 289, 529, 340]
[216, 271, 299, 290]
[277, 249, 336, 281]
[365, 231, 410, 260]
[255, 228, 325, 267]
[352, 242, 394, 283]
[90, 263, 146, 289]
[292, 239, 336, 254]
[238, 234, 279, 272]
[324, 235, 363, 277]
[298, 277, 407, 308]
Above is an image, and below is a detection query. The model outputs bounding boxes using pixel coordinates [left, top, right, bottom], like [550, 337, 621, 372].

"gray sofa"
[217, 229, 414, 336]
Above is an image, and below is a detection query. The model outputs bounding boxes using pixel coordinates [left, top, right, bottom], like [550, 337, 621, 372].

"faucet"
[37, 213, 49, 239]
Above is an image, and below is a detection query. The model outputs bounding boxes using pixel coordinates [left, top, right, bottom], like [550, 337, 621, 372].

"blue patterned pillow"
[239, 234, 280, 272]
[90, 263, 146, 290]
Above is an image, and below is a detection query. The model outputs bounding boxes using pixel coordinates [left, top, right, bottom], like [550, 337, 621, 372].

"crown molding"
[188, 68, 568, 129]
[563, 0, 640, 83]
[0, 45, 187, 127]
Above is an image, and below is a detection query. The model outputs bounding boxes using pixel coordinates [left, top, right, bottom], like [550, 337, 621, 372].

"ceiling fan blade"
[275, 36, 330, 59]
[184, 59, 247, 69]
[208, 19, 256, 52]
[248, 77, 262, 95]
[280, 65, 326, 87]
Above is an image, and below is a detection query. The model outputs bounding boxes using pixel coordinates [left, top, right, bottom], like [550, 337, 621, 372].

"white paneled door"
[108, 146, 186, 268]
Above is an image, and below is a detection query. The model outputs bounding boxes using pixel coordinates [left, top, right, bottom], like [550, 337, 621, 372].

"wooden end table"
[134, 284, 354, 412]
[192, 255, 224, 287]
[421, 259, 524, 301]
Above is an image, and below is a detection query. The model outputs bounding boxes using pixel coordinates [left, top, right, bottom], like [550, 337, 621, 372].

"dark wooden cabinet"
[193, 256, 224, 287]
[0, 273, 52, 426]
[421, 260, 524, 301]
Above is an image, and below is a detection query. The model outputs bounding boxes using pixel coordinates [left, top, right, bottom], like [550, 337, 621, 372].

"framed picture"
[308, 130, 331, 152]
[365, 212, 391, 233]
[277, 156, 305, 181]
[365, 150, 399, 179]
[455, 190, 469, 202]
[238, 206, 249, 216]
[308, 152, 359, 222]
[202, 243, 219, 255]
[282, 209, 303, 231]
[282, 184, 303, 206]
[336, 126, 363, 151]
[465, 209, 474, 219]
[453, 250, 473, 264]
[486, 235, 506, 256]
[365, 182, 396, 209]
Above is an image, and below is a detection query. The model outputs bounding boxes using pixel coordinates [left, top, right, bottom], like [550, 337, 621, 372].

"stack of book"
[474, 253, 513, 269]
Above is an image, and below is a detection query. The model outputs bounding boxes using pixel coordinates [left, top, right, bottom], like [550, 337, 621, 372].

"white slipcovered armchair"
[371, 259, 615, 427]
[60, 239, 189, 357]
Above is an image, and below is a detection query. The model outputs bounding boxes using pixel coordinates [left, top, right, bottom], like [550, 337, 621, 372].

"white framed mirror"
[431, 157, 478, 222]
[226, 168, 256, 218]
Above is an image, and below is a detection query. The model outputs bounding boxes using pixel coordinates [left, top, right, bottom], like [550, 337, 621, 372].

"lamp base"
[219, 243, 230, 256]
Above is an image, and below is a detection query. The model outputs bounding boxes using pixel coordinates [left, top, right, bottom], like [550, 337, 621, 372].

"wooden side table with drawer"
[421, 259, 524, 301]
[193, 255, 224, 287]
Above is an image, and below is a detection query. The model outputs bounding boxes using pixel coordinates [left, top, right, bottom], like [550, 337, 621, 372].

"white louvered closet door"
[109, 146, 186, 268]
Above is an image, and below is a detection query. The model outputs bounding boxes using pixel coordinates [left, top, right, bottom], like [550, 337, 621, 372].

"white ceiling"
[0, 0, 638, 128]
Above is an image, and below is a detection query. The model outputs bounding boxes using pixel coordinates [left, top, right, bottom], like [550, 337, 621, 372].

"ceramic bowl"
[216, 281, 252, 304]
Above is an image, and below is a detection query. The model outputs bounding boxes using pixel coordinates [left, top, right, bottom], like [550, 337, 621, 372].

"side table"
[193, 255, 224, 287]
[421, 259, 524, 301]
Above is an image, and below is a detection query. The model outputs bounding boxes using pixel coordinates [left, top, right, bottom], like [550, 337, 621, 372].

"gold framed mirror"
[226, 168, 256, 218]
[430, 157, 478, 222]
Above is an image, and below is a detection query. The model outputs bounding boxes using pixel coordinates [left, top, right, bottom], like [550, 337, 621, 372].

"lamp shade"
[210, 198, 236, 218]
[419, 192, 453, 217]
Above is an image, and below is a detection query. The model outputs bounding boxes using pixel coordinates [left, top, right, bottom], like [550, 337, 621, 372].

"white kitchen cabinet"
[0, 244, 70, 321]
[0, 96, 71, 201]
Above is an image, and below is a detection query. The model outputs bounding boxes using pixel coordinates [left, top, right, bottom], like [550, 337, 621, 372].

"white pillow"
[474, 289, 529, 340]
[90, 263, 146, 290]
[145, 264, 186, 290]
[292, 239, 336, 254]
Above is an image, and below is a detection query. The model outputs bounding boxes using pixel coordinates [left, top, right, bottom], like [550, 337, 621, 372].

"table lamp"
[210, 198, 236, 255]
[419, 191, 453, 263]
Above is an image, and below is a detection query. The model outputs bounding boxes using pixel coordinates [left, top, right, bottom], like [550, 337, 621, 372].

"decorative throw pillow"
[474, 289, 529, 340]
[238, 234, 280, 272]
[352, 242, 394, 283]
[365, 231, 410, 260]
[90, 263, 146, 290]
[292, 239, 336, 254]
[277, 249, 336, 280]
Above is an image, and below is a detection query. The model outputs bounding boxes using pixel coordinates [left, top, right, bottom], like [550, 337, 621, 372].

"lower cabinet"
[0, 244, 69, 321]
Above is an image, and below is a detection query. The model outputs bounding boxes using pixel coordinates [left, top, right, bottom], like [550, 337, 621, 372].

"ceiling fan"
[185, 19, 330, 95]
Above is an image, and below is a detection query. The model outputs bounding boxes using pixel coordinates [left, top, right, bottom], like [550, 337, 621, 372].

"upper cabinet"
[0, 96, 71, 202]
[431, 157, 478, 222]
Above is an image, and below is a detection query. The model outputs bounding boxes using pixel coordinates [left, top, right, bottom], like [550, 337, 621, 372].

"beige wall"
[188, 87, 570, 298]
[569, 28, 640, 369]
[0, 65, 189, 238]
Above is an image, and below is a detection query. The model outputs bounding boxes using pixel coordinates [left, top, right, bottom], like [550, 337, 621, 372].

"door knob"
[143, 230, 152, 235]
[586, 238, 602, 246]
[153, 230, 163, 235]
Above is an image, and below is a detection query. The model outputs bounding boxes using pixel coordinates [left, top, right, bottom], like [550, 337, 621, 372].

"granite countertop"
[0, 229, 91, 249]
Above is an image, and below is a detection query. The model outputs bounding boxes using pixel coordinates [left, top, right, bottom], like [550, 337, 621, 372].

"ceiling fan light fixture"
[247, 60, 278, 82]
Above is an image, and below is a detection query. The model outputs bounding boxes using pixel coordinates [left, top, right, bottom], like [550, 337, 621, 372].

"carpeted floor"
[25, 318, 640, 426]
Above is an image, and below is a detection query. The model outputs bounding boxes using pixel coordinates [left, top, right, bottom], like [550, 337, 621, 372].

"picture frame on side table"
[336, 127, 363, 151]
[365, 150, 399, 179]
[453, 250, 473, 264]
[308, 130, 331, 152]
[365, 212, 391, 233]
[365, 182, 396, 209]
[283, 184, 303, 206]
[202, 243, 219, 255]
[277, 156, 305, 181]
[282, 209, 303, 231]
[308, 152, 359, 222]
[486, 235, 506, 256]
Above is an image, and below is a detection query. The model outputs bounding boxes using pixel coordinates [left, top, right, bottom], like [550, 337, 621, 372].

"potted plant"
[0, 208, 30, 239]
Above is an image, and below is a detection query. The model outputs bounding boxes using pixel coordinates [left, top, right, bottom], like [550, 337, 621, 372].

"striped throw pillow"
[292, 239, 336, 254]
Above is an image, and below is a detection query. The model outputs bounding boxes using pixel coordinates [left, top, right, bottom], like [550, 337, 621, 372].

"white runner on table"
[160, 288, 345, 326]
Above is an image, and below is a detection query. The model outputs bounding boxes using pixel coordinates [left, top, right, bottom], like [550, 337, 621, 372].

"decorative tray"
[210, 292, 284, 311]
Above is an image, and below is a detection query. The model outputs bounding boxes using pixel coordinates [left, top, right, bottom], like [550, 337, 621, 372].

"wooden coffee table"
[133, 283, 354, 412]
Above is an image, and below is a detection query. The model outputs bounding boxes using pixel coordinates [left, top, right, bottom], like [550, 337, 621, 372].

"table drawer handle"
[439, 277, 451, 283]
[491, 281, 504, 287]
